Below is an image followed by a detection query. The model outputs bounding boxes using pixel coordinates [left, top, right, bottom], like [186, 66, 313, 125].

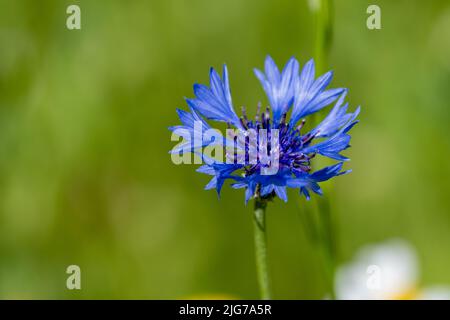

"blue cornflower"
[170, 56, 360, 204]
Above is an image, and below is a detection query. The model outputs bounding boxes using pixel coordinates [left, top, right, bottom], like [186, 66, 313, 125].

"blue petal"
[260, 184, 274, 196]
[231, 182, 247, 189]
[302, 133, 351, 161]
[300, 187, 311, 200]
[301, 109, 359, 161]
[204, 176, 217, 190]
[310, 162, 345, 182]
[298, 59, 315, 91]
[290, 62, 344, 125]
[197, 163, 243, 196]
[274, 186, 288, 202]
[169, 108, 223, 154]
[309, 90, 361, 138]
[309, 181, 323, 195]
[196, 164, 215, 175]
[288, 163, 349, 199]
[187, 65, 241, 128]
[286, 178, 309, 188]
[222, 64, 233, 110]
[254, 56, 299, 124]
[177, 107, 209, 128]
[265, 55, 281, 85]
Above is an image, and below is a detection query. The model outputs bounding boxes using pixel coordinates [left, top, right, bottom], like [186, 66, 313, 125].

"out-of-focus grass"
[0, 0, 449, 299]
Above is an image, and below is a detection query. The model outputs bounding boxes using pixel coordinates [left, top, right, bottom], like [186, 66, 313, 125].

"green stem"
[318, 197, 337, 299]
[309, 0, 337, 300]
[253, 198, 272, 300]
[298, 197, 337, 299]
[313, 0, 333, 75]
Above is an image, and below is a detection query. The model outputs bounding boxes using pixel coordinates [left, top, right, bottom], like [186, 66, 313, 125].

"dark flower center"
[228, 104, 317, 177]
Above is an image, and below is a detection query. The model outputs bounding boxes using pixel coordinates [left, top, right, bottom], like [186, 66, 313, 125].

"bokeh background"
[0, 0, 449, 299]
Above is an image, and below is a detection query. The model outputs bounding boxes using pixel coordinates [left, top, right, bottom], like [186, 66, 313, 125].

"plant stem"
[309, 0, 337, 300]
[298, 196, 337, 299]
[313, 0, 333, 75]
[253, 198, 272, 300]
[318, 197, 337, 299]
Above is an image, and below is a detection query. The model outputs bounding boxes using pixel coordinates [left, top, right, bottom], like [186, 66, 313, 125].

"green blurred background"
[0, 0, 449, 299]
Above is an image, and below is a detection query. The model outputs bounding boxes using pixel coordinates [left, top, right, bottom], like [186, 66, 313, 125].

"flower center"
[233, 105, 317, 176]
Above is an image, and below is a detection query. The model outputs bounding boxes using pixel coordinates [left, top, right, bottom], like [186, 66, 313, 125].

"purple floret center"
[232, 104, 317, 177]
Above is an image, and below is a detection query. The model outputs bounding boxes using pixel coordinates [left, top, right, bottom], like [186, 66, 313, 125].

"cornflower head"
[169, 55, 360, 204]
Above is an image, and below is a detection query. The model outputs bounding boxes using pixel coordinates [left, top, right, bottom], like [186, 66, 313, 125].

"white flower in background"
[335, 239, 450, 300]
